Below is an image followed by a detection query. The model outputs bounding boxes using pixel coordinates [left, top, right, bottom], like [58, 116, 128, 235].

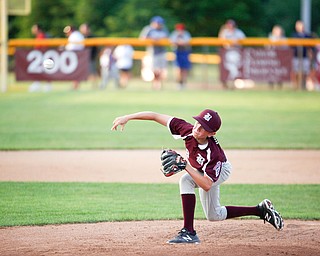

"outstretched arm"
[111, 111, 172, 131]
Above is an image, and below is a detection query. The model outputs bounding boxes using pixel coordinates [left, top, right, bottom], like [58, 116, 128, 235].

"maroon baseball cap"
[193, 109, 222, 132]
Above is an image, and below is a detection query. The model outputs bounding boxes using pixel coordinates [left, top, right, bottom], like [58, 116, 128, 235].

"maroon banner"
[15, 49, 89, 81]
[219, 47, 293, 82]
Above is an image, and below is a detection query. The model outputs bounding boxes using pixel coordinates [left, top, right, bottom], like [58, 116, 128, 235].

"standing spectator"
[269, 25, 286, 42]
[218, 19, 246, 89]
[63, 25, 85, 90]
[308, 34, 320, 91]
[79, 23, 99, 89]
[170, 23, 192, 90]
[268, 25, 287, 89]
[113, 45, 134, 88]
[99, 46, 119, 89]
[291, 20, 312, 90]
[139, 16, 169, 90]
[29, 24, 52, 93]
[219, 19, 246, 41]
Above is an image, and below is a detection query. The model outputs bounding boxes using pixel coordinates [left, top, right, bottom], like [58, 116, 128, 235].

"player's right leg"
[199, 161, 284, 231]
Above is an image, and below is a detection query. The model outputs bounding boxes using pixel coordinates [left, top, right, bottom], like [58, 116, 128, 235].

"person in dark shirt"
[79, 23, 99, 89]
[291, 20, 313, 90]
[170, 23, 192, 90]
[111, 109, 284, 244]
[29, 24, 52, 92]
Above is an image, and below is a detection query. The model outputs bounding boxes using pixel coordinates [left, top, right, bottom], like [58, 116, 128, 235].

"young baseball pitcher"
[111, 109, 284, 244]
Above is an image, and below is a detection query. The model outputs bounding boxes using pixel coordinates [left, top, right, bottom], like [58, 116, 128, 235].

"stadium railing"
[8, 37, 320, 65]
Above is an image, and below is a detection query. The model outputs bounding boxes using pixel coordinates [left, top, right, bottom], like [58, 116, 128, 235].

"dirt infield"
[1, 220, 319, 256]
[1, 149, 319, 183]
[0, 150, 319, 256]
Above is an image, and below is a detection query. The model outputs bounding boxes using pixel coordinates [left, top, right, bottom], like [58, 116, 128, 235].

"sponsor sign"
[15, 49, 89, 81]
[220, 47, 293, 82]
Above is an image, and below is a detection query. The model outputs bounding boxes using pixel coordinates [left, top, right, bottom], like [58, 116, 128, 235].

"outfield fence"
[5, 37, 320, 91]
[7, 37, 320, 64]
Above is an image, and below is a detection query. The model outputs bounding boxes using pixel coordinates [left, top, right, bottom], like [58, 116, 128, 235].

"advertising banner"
[220, 48, 293, 82]
[15, 49, 89, 81]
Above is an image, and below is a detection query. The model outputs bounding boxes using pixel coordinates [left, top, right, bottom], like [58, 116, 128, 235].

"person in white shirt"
[64, 25, 85, 51]
[113, 45, 134, 88]
[63, 25, 85, 90]
[99, 46, 120, 89]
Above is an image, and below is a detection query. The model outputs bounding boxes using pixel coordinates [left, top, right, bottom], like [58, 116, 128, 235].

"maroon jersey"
[168, 117, 227, 182]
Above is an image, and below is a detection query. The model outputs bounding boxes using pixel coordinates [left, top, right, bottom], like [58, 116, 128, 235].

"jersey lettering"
[214, 161, 222, 177]
[196, 153, 205, 166]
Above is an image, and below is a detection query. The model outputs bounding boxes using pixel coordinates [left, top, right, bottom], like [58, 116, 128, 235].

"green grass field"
[0, 87, 319, 149]
[0, 80, 319, 227]
[0, 182, 319, 227]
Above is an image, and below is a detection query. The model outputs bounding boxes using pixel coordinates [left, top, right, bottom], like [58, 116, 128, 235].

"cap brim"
[193, 116, 214, 132]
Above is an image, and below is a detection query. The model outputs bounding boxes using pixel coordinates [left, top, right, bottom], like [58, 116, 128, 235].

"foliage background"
[8, 0, 320, 39]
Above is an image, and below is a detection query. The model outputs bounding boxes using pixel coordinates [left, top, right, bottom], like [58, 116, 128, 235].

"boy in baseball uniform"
[112, 109, 284, 244]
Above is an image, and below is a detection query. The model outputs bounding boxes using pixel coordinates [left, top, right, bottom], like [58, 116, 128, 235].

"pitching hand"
[111, 116, 128, 131]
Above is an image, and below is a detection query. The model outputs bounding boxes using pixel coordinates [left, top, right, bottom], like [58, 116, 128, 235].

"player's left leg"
[198, 161, 232, 221]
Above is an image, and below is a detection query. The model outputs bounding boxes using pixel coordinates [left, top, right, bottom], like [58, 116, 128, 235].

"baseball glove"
[160, 149, 187, 177]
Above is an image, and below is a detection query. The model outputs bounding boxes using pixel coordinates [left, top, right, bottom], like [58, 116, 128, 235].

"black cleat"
[167, 228, 200, 244]
[258, 199, 284, 231]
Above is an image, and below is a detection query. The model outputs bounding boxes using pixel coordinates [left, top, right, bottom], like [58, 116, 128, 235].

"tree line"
[9, 0, 320, 39]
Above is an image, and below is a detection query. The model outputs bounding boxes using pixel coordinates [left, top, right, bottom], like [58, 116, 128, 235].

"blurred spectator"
[64, 25, 85, 51]
[170, 23, 192, 90]
[113, 45, 134, 88]
[269, 25, 286, 42]
[63, 25, 85, 90]
[79, 23, 99, 89]
[307, 33, 320, 91]
[218, 19, 246, 89]
[268, 25, 287, 89]
[219, 19, 246, 41]
[99, 46, 119, 89]
[29, 24, 52, 93]
[139, 16, 169, 90]
[291, 20, 312, 90]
